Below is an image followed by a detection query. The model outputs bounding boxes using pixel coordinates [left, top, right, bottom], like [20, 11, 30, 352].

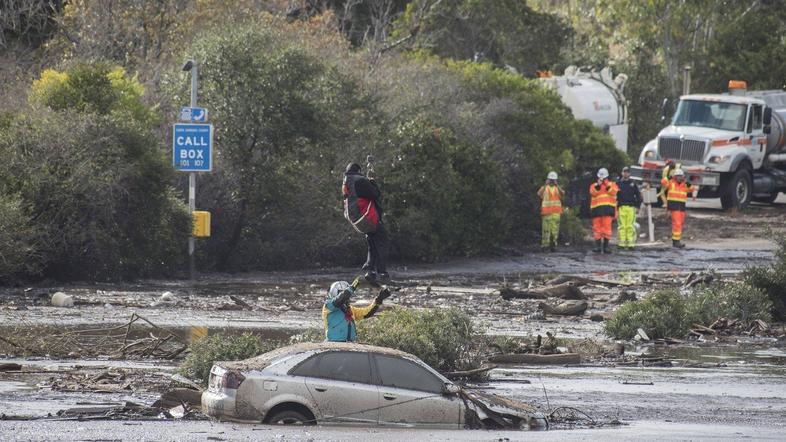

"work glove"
[374, 287, 392, 304]
[594, 183, 602, 191]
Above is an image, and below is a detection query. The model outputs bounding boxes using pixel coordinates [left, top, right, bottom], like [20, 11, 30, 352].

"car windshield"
[672, 99, 747, 131]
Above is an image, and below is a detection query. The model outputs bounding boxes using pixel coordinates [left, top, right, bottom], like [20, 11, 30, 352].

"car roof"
[219, 342, 416, 371]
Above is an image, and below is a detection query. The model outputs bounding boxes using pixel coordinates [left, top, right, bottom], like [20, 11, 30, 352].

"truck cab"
[633, 81, 786, 209]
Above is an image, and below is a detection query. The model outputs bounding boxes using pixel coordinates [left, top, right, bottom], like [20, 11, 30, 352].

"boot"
[593, 239, 601, 253]
[549, 238, 556, 252]
[672, 239, 685, 248]
[602, 238, 612, 254]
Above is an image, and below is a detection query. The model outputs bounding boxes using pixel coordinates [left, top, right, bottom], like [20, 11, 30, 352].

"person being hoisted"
[343, 162, 389, 285]
[537, 171, 565, 252]
[661, 165, 696, 248]
[323, 278, 391, 342]
[616, 166, 642, 250]
[589, 168, 619, 254]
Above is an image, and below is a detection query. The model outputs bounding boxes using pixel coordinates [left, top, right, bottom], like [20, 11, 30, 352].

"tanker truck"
[632, 81, 786, 209]
[539, 66, 629, 152]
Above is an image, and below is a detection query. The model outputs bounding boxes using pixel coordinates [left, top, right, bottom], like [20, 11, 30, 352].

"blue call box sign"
[173, 123, 213, 172]
[179, 106, 208, 122]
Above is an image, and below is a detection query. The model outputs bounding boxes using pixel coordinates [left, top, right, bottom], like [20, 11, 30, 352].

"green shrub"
[604, 289, 689, 340]
[606, 282, 774, 340]
[744, 238, 786, 320]
[0, 193, 42, 283]
[0, 111, 191, 280]
[179, 333, 281, 385]
[383, 118, 509, 260]
[687, 281, 772, 325]
[358, 307, 481, 372]
[288, 328, 324, 344]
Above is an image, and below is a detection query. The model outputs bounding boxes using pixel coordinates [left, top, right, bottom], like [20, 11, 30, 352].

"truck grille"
[658, 137, 707, 162]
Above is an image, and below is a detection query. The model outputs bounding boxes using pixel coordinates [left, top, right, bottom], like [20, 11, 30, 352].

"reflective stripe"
[661, 178, 690, 203]
[541, 186, 563, 215]
[589, 181, 618, 209]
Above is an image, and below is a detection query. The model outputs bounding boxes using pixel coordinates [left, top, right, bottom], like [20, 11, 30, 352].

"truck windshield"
[672, 100, 747, 131]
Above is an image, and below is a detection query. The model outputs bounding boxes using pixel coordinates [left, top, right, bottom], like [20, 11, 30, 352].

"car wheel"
[266, 409, 314, 426]
[720, 168, 752, 209]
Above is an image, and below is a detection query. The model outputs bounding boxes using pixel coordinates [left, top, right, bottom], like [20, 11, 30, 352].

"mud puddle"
[0, 359, 178, 419]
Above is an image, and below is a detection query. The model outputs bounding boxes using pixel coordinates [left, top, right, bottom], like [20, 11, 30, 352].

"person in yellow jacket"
[323, 278, 391, 342]
[537, 171, 565, 252]
[661, 167, 696, 248]
[589, 168, 619, 253]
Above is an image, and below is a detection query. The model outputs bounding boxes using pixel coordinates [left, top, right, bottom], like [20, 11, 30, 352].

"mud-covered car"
[202, 342, 546, 429]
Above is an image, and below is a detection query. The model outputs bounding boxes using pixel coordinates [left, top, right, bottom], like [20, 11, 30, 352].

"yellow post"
[192, 211, 211, 237]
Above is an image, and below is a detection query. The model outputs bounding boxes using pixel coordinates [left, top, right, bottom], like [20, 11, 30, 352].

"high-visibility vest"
[661, 178, 691, 211]
[540, 185, 563, 215]
[589, 180, 618, 217]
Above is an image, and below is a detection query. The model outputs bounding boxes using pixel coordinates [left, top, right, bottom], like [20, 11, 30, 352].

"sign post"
[173, 59, 213, 280]
[642, 186, 657, 243]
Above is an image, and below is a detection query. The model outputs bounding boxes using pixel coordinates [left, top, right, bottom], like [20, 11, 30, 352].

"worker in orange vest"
[537, 171, 565, 252]
[661, 168, 696, 248]
[589, 168, 619, 253]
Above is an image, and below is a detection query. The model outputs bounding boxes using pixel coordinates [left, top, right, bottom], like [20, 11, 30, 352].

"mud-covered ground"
[1, 199, 786, 440]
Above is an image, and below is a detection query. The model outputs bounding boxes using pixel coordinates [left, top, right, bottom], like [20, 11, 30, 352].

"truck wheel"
[753, 193, 779, 204]
[720, 169, 752, 209]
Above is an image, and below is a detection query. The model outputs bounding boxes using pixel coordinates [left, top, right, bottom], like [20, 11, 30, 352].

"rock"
[160, 291, 176, 302]
[51, 292, 74, 308]
[589, 313, 605, 322]
[634, 328, 650, 341]
[0, 363, 22, 371]
[538, 300, 588, 316]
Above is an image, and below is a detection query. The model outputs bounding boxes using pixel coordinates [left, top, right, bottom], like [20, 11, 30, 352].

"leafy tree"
[0, 193, 42, 283]
[382, 117, 508, 259]
[0, 62, 190, 280]
[397, 0, 571, 74]
[697, 3, 786, 92]
[30, 62, 158, 126]
[173, 22, 379, 270]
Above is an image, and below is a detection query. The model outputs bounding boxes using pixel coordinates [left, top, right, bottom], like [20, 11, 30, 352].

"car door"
[747, 104, 766, 168]
[290, 351, 379, 425]
[372, 354, 464, 428]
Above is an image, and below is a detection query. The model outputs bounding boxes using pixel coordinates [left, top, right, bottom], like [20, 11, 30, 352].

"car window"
[290, 351, 372, 384]
[373, 354, 444, 393]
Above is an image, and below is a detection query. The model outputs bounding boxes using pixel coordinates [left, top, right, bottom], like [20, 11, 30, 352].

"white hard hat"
[547, 171, 558, 180]
[597, 168, 609, 179]
[327, 281, 350, 301]
[673, 168, 685, 176]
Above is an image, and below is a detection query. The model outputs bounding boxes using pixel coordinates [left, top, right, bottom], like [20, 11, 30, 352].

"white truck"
[632, 81, 786, 209]
[540, 66, 629, 153]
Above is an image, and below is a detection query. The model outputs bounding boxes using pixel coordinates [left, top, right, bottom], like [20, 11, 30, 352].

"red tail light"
[224, 371, 245, 389]
[210, 366, 245, 390]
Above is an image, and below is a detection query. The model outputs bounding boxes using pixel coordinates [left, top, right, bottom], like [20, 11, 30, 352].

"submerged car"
[201, 342, 546, 429]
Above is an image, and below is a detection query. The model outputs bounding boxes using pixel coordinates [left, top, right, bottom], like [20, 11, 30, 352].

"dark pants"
[365, 222, 388, 274]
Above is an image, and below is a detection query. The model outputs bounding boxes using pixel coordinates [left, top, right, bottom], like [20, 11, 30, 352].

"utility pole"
[184, 59, 198, 280]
